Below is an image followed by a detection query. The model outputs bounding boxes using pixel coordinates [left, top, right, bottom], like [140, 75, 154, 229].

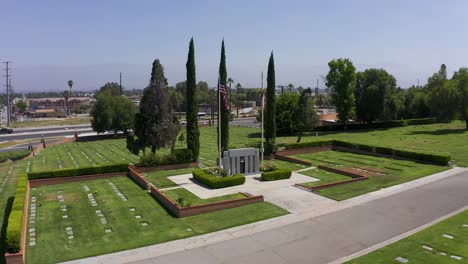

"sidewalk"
[62, 167, 468, 264]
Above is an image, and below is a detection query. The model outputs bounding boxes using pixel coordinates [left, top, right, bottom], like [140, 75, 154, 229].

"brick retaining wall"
[132, 162, 198, 173]
[29, 172, 123, 187]
[128, 166, 264, 218]
[273, 154, 312, 166]
[277, 145, 332, 156]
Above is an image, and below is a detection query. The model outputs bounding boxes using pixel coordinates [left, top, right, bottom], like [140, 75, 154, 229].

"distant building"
[317, 108, 338, 125]
[26, 97, 94, 117]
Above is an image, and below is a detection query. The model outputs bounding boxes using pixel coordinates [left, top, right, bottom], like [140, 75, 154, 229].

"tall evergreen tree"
[265, 52, 276, 154]
[186, 38, 200, 161]
[136, 59, 179, 154]
[218, 40, 229, 156]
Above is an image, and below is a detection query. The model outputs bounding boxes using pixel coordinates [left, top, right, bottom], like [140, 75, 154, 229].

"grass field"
[25, 176, 288, 264]
[292, 151, 447, 200]
[11, 117, 91, 128]
[347, 209, 468, 264]
[143, 168, 195, 189]
[277, 121, 468, 166]
[299, 168, 351, 187]
[163, 188, 245, 206]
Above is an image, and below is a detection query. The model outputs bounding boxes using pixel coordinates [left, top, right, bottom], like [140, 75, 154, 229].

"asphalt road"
[128, 170, 468, 264]
[0, 117, 259, 151]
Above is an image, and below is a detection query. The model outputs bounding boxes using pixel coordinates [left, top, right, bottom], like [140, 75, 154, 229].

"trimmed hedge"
[315, 118, 438, 132]
[138, 149, 193, 167]
[192, 169, 245, 189]
[282, 139, 450, 166]
[6, 174, 28, 253]
[27, 163, 128, 180]
[282, 140, 334, 150]
[261, 169, 292, 181]
[0, 150, 31, 163]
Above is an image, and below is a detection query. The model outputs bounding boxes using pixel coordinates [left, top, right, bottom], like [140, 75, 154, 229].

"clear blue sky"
[2, 0, 468, 92]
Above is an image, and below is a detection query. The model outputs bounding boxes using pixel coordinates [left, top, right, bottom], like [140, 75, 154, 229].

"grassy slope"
[11, 117, 91, 128]
[299, 168, 350, 187]
[293, 151, 447, 200]
[347, 210, 468, 264]
[25, 177, 287, 264]
[143, 168, 195, 189]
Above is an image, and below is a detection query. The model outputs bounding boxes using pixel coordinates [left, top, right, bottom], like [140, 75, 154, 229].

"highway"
[0, 117, 259, 152]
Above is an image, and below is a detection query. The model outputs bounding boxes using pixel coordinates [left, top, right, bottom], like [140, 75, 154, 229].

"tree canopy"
[326, 58, 356, 125]
[90, 90, 135, 134]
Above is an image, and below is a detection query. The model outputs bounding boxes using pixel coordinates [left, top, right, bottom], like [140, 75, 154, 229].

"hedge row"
[138, 149, 193, 167]
[333, 140, 450, 166]
[6, 174, 28, 253]
[0, 150, 31, 163]
[315, 118, 438, 132]
[261, 169, 292, 181]
[27, 163, 128, 180]
[192, 169, 245, 189]
[282, 140, 334, 150]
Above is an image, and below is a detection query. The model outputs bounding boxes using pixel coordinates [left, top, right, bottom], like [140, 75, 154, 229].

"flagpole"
[261, 72, 264, 162]
[218, 77, 223, 169]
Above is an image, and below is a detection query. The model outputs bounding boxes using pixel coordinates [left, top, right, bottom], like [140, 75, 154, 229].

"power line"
[3, 61, 12, 126]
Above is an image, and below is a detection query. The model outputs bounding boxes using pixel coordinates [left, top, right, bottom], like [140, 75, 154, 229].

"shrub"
[0, 150, 31, 163]
[27, 163, 128, 180]
[261, 169, 292, 181]
[333, 140, 355, 149]
[259, 162, 277, 172]
[6, 174, 27, 253]
[394, 149, 450, 166]
[138, 149, 193, 167]
[356, 143, 374, 152]
[375, 146, 394, 155]
[193, 169, 245, 189]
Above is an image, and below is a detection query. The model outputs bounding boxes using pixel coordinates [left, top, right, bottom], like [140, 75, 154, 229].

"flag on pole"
[219, 84, 229, 109]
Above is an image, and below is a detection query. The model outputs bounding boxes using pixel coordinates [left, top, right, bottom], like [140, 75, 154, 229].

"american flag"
[219, 84, 229, 109]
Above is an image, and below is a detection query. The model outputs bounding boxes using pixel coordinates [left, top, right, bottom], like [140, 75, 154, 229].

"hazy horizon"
[2, 0, 468, 92]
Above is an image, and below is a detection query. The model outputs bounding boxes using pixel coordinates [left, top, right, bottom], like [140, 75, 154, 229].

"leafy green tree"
[276, 92, 299, 136]
[326, 58, 356, 126]
[16, 100, 27, 113]
[218, 40, 229, 155]
[296, 88, 319, 142]
[90, 90, 135, 134]
[427, 64, 459, 121]
[355, 69, 397, 122]
[265, 52, 276, 154]
[136, 59, 180, 154]
[186, 38, 200, 161]
[96, 82, 122, 97]
[402, 86, 430, 119]
[451, 68, 468, 129]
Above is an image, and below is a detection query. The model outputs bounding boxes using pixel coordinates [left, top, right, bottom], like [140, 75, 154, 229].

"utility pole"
[119, 72, 123, 95]
[261, 72, 264, 162]
[3, 62, 12, 127]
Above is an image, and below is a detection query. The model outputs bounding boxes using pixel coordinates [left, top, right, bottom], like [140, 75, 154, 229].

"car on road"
[0, 127, 13, 134]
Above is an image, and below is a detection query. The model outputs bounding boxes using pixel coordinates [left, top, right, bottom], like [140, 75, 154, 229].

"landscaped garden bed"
[192, 168, 245, 189]
[259, 162, 292, 181]
[290, 151, 447, 200]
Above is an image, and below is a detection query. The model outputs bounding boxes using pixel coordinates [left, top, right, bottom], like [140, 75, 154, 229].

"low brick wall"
[128, 167, 264, 218]
[29, 172, 123, 187]
[298, 176, 368, 191]
[5, 253, 24, 264]
[132, 162, 198, 173]
[318, 165, 379, 178]
[273, 154, 312, 166]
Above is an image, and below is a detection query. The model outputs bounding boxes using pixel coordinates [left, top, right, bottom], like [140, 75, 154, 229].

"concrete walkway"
[168, 170, 335, 214]
[62, 167, 468, 264]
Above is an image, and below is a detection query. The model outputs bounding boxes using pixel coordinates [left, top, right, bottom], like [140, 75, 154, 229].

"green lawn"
[347, 209, 468, 264]
[277, 121, 468, 167]
[299, 168, 351, 187]
[143, 168, 195, 189]
[11, 117, 91, 128]
[163, 188, 245, 206]
[292, 151, 447, 200]
[25, 176, 288, 264]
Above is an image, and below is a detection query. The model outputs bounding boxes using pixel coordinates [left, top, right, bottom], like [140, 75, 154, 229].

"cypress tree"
[218, 40, 229, 156]
[186, 38, 200, 161]
[265, 52, 276, 154]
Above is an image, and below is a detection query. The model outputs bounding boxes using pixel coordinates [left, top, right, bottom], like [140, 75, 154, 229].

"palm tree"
[67, 80, 73, 115]
[63, 90, 70, 116]
[288, 83, 294, 92]
[235, 82, 242, 117]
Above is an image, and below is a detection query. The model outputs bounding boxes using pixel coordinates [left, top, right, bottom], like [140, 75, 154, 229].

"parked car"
[0, 127, 13, 134]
